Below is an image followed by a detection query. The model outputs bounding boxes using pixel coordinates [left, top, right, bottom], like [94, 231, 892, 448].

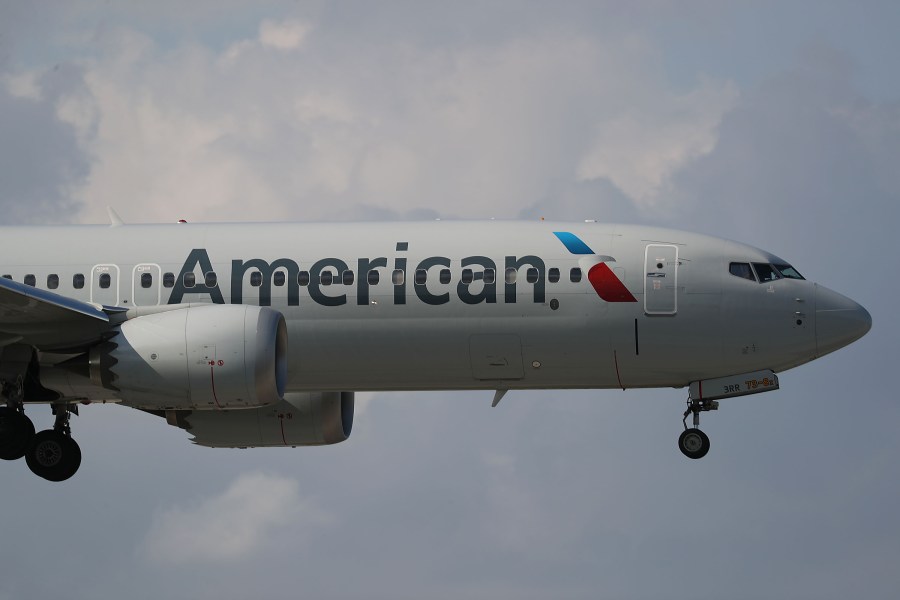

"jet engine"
[85, 304, 287, 409]
[164, 391, 354, 447]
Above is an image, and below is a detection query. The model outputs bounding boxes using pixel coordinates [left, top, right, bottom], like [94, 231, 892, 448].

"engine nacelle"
[89, 305, 287, 409]
[165, 391, 354, 447]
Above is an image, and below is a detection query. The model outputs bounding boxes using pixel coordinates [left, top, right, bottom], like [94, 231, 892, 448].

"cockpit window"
[773, 264, 804, 280]
[729, 262, 756, 281]
[752, 263, 782, 283]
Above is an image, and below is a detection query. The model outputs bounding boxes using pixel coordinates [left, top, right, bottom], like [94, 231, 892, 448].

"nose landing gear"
[679, 396, 717, 459]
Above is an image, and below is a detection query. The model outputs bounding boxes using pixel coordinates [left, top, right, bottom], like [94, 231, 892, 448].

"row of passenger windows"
[729, 262, 804, 283]
[2, 273, 102, 289]
[167, 266, 582, 288]
[3, 267, 586, 290]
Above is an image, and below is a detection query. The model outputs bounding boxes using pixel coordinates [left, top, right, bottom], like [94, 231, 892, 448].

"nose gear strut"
[678, 395, 718, 459]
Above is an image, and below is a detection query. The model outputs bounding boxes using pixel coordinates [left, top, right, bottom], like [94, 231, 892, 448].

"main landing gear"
[0, 379, 33, 460]
[678, 395, 718, 459]
[25, 405, 81, 482]
[0, 380, 81, 481]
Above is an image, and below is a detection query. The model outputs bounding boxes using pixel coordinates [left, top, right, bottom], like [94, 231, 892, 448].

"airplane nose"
[815, 284, 872, 357]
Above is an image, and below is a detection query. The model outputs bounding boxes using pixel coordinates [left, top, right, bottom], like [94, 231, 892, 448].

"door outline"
[132, 263, 162, 306]
[644, 244, 678, 315]
[90, 264, 120, 306]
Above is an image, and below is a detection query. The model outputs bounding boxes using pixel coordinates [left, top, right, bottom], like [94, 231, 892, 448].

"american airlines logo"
[553, 232, 637, 303]
[168, 232, 636, 307]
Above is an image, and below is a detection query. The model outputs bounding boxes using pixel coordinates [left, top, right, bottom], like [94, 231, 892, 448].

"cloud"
[141, 471, 331, 565]
[11, 17, 737, 224]
[668, 45, 900, 267]
[576, 77, 738, 212]
[258, 19, 312, 51]
[0, 64, 89, 223]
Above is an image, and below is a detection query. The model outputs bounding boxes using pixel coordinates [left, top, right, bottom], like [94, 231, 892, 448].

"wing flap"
[0, 277, 117, 350]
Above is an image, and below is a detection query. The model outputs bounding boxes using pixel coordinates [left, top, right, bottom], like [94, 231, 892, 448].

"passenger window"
[548, 268, 560, 283]
[183, 273, 195, 288]
[392, 270, 405, 285]
[729, 262, 755, 281]
[141, 273, 153, 288]
[99, 273, 111, 289]
[367, 270, 379, 285]
[526, 268, 539, 284]
[163, 273, 175, 288]
[47, 274, 59, 289]
[415, 269, 427, 285]
[298, 271, 310, 286]
[570, 268, 582, 283]
[2, 274, 11, 280]
[320, 271, 333, 286]
[205, 272, 217, 287]
[461, 269, 474, 284]
[439, 269, 451, 284]
[273, 271, 285, 286]
[752, 263, 781, 283]
[250, 272, 262, 287]
[483, 269, 496, 284]
[342, 271, 354, 285]
[73, 274, 85, 289]
[24, 274, 36, 287]
[505, 268, 517, 284]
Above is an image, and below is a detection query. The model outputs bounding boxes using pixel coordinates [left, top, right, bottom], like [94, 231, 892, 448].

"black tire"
[0, 407, 36, 461]
[678, 428, 710, 459]
[25, 430, 82, 481]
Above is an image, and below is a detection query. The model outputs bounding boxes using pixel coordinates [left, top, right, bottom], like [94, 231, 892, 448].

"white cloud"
[259, 19, 312, 51]
[2, 71, 41, 100]
[29, 19, 739, 224]
[141, 471, 331, 564]
[576, 78, 739, 212]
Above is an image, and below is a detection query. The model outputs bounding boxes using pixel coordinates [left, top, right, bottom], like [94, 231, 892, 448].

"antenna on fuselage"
[107, 207, 125, 227]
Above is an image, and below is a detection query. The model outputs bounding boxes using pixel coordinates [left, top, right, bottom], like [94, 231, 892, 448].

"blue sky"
[0, 2, 897, 599]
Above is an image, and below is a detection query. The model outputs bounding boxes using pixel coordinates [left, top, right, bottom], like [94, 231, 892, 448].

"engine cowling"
[89, 305, 287, 409]
[165, 391, 354, 447]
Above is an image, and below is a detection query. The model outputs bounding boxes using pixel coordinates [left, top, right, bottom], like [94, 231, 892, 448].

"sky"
[0, 1, 898, 599]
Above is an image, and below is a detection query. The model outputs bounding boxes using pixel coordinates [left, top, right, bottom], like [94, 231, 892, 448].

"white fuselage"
[0, 221, 869, 397]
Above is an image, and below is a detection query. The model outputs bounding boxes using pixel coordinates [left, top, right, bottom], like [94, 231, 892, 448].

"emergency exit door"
[90, 264, 120, 306]
[132, 264, 161, 306]
[644, 244, 678, 315]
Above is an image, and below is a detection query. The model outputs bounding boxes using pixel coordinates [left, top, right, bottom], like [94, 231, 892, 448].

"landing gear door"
[644, 244, 678, 315]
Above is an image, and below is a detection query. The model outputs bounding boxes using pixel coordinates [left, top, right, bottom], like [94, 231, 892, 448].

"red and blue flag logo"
[553, 232, 637, 303]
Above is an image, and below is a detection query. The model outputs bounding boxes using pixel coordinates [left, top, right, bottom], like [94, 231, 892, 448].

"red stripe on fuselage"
[588, 263, 638, 303]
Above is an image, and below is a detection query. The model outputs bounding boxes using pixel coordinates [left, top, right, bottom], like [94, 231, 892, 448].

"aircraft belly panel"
[285, 307, 613, 390]
[469, 334, 524, 380]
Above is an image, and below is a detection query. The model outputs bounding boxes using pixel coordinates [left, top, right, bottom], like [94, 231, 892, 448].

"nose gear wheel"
[678, 428, 710, 459]
[678, 395, 717, 459]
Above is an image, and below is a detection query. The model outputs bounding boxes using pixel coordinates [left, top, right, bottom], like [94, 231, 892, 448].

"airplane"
[0, 217, 871, 481]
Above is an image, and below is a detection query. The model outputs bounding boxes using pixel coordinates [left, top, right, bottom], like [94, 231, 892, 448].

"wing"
[0, 277, 121, 350]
